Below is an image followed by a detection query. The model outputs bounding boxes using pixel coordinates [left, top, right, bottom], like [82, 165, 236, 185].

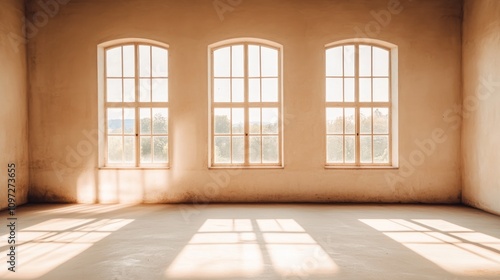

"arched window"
[98, 40, 169, 167]
[325, 40, 398, 167]
[209, 39, 283, 167]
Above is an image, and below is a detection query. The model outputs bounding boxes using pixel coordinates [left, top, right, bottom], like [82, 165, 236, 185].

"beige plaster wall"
[27, 0, 463, 204]
[462, 0, 500, 215]
[0, 0, 29, 209]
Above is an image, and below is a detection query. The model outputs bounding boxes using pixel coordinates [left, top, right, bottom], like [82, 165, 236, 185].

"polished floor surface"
[1, 204, 500, 280]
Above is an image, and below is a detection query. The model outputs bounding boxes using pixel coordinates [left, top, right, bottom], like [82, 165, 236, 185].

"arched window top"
[325, 38, 397, 50]
[98, 38, 169, 49]
[209, 37, 282, 51]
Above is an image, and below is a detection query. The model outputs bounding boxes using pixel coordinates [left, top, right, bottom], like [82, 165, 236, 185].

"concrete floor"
[1, 204, 500, 280]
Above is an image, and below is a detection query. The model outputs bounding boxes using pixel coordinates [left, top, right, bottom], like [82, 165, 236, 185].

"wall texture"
[462, 0, 500, 215]
[27, 0, 463, 204]
[0, 0, 29, 209]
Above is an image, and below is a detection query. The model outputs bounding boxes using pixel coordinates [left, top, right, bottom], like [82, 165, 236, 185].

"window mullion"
[244, 44, 250, 165]
[388, 52, 393, 165]
[354, 44, 361, 166]
[104, 61, 109, 166]
[210, 50, 215, 166]
[135, 44, 141, 167]
[120, 47, 126, 165]
[229, 47, 234, 164]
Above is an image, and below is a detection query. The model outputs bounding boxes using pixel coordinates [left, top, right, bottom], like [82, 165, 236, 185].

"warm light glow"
[35, 204, 136, 214]
[361, 219, 500, 276]
[23, 219, 95, 231]
[0, 218, 134, 279]
[190, 233, 257, 244]
[266, 244, 338, 277]
[165, 219, 338, 279]
[256, 219, 305, 232]
[263, 233, 316, 244]
[412, 219, 473, 232]
[198, 219, 253, 232]
[166, 244, 263, 278]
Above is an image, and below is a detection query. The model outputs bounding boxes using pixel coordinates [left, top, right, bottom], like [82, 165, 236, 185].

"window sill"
[98, 166, 170, 170]
[324, 165, 398, 170]
[209, 165, 284, 170]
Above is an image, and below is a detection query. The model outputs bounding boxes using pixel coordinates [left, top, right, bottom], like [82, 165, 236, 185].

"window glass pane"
[214, 136, 231, 163]
[326, 108, 343, 134]
[359, 45, 372, 76]
[327, 136, 343, 163]
[345, 136, 355, 163]
[139, 45, 151, 77]
[140, 108, 151, 134]
[344, 45, 355, 77]
[232, 45, 244, 77]
[214, 47, 230, 77]
[263, 136, 279, 163]
[374, 136, 389, 163]
[232, 78, 244, 102]
[344, 108, 355, 134]
[373, 47, 389, 76]
[373, 78, 389, 102]
[107, 79, 122, 102]
[249, 108, 261, 134]
[214, 108, 231, 134]
[249, 78, 261, 102]
[344, 78, 355, 102]
[152, 47, 168, 77]
[326, 46, 342, 76]
[124, 136, 135, 163]
[152, 108, 168, 134]
[360, 108, 372, 134]
[152, 78, 168, 102]
[140, 79, 151, 102]
[360, 136, 372, 164]
[262, 108, 278, 134]
[373, 108, 389, 134]
[140, 136, 152, 163]
[153, 136, 168, 163]
[123, 78, 135, 102]
[117, 45, 135, 77]
[249, 136, 262, 163]
[107, 136, 123, 163]
[261, 47, 278, 77]
[232, 108, 244, 134]
[122, 45, 135, 78]
[232, 136, 244, 163]
[107, 108, 122, 134]
[123, 108, 135, 134]
[214, 78, 231, 102]
[106, 47, 122, 77]
[326, 78, 342, 102]
[359, 78, 372, 102]
[248, 45, 260, 77]
[262, 78, 278, 102]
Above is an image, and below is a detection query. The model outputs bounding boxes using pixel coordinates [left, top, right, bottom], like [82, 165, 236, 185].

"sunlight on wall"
[360, 219, 500, 276]
[0, 218, 133, 279]
[165, 219, 338, 279]
[76, 170, 97, 203]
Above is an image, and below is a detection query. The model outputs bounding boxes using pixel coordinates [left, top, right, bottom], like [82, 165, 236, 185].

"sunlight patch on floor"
[360, 219, 500, 276]
[0, 218, 133, 279]
[165, 219, 338, 279]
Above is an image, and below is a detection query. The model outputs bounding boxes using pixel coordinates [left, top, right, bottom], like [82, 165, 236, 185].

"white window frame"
[97, 39, 170, 168]
[325, 39, 398, 168]
[208, 38, 284, 168]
